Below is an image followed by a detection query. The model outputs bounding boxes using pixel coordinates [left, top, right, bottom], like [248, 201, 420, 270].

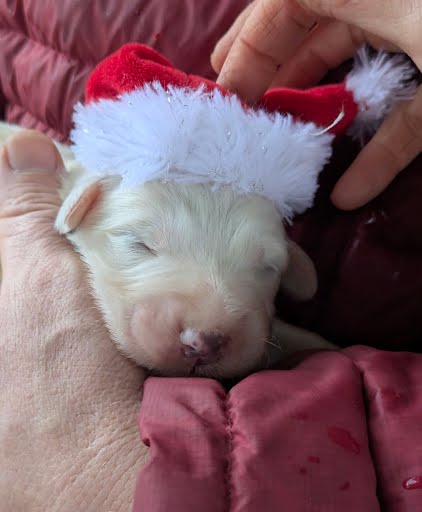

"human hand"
[0, 131, 146, 511]
[211, 0, 422, 210]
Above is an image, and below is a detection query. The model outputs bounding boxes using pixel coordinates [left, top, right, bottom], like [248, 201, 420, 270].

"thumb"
[0, 130, 65, 278]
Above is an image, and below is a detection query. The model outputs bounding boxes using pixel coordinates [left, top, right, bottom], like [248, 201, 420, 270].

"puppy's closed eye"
[256, 263, 280, 278]
[265, 261, 282, 272]
[108, 231, 157, 258]
[135, 240, 156, 255]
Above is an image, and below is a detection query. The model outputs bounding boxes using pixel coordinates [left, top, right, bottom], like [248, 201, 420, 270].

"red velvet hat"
[71, 43, 416, 221]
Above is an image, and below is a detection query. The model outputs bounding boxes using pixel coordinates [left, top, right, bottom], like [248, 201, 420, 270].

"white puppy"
[0, 122, 334, 378]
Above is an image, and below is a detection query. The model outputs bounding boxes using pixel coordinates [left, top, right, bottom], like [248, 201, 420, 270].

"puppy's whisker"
[265, 339, 282, 351]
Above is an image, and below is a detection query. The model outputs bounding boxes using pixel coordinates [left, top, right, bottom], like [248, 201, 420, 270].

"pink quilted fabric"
[134, 347, 422, 511]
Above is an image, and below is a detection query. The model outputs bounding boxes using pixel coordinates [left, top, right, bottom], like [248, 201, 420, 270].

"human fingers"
[217, 0, 318, 102]
[211, 1, 257, 74]
[271, 20, 399, 88]
[217, 0, 416, 102]
[331, 84, 422, 210]
[0, 130, 67, 282]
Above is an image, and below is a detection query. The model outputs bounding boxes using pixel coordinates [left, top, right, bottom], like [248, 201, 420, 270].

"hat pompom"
[345, 48, 417, 143]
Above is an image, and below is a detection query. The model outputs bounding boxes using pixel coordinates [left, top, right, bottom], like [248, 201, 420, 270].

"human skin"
[211, 0, 422, 211]
[0, 131, 147, 512]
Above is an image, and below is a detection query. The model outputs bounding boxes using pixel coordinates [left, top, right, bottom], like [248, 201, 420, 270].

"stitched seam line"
[6, 102, 68, 141]
[0, 25, 97, 66]
[352, 361, 383, 510]
[0, 26, 92, 139]
[223, 393, 234, 512]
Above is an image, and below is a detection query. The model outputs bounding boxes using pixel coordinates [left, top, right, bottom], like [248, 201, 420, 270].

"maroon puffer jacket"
[1, 1, 422, 510]
[135, 347, 422, 512]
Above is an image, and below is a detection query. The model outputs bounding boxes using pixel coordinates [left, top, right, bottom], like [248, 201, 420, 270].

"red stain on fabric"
[402, 476, 422, 490]
[327, 426, 360, 454]
[308, 456, 320, 464]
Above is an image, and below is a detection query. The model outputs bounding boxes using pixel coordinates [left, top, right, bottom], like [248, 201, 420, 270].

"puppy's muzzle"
[180, 329, 229, 365]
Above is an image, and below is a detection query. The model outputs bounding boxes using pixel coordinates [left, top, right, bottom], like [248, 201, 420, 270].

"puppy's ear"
[279, 240, 317, 301]
[55, 175, 118, 235]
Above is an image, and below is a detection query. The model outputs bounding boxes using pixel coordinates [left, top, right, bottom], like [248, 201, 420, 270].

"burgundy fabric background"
[0, 1, 421, 510]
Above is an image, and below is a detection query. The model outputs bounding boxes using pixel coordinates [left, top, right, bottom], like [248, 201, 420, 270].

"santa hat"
[71, 43, 416, 221]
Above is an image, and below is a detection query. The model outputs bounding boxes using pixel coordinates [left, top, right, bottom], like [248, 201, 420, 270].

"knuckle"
[238, 35, 280, 70]
[282, 0, 316, 31]
[0, 189, 58, 221]
[256, 0, 315, 39]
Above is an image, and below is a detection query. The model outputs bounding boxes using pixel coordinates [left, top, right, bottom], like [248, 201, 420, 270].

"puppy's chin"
[120, 332, 269, 379]
[146, 356, 264, 379]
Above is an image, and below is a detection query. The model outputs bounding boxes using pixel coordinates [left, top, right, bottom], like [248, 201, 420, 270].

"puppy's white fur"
[0, 122, 335, 378]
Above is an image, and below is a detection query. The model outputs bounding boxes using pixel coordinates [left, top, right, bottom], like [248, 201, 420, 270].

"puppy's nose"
[180, 329, 228, 364]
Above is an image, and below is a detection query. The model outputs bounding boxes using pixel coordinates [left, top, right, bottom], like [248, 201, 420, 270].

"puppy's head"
[56, 175, 316, 378]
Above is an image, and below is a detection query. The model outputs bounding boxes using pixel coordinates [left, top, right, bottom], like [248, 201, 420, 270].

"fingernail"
[5, 132, 59, 174]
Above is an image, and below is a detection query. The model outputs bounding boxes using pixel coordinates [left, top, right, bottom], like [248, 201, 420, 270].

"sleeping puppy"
[0, 122, 335, 378]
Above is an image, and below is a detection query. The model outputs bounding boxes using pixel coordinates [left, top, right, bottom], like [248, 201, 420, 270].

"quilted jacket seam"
[6, 101, 67, 140]
[0, 25, 96, 67]
[223, 393, 234, 512]
[356, 365, 383, 510]
[342, 352, 383, 511]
